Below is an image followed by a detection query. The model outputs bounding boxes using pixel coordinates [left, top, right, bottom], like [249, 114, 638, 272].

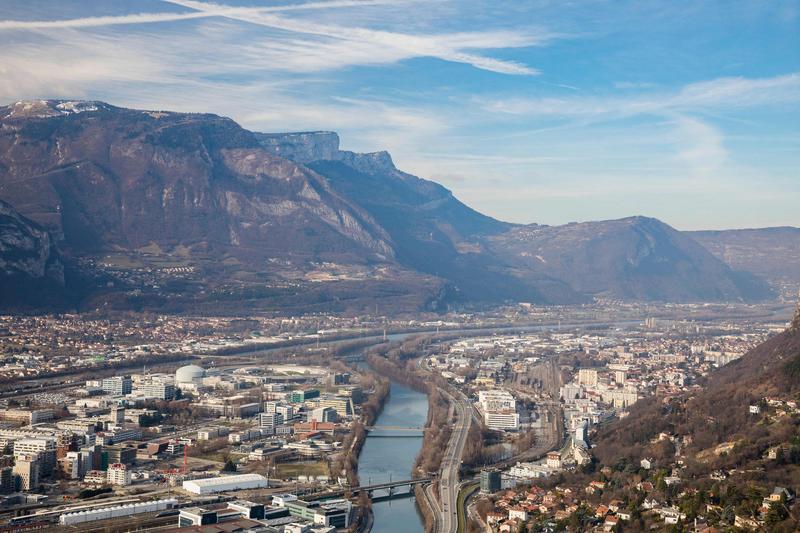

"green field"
[276, 461, 329, 479]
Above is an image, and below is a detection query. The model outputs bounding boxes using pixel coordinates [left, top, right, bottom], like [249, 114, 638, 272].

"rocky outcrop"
[255, 132, 775, 304]
[0, 200, 62, 283]
[255, 131, 577, 304]
[254, 131, 340, 164]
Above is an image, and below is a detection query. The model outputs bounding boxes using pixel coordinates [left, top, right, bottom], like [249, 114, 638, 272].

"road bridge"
[305, 477, 432, 501]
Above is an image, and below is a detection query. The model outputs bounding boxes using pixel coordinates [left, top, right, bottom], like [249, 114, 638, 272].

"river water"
[358, 380, 428, 532]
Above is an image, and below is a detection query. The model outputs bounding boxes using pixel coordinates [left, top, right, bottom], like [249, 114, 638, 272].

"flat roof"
[184, 474, 266, 487]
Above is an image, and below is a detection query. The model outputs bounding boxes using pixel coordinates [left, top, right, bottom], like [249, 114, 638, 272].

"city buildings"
[101, 376, 133, 396]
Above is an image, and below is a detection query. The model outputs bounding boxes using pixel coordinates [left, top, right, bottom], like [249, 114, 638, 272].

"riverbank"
[333, 367, 390, 487]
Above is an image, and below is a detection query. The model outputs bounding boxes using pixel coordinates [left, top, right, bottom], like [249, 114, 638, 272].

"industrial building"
[59, 499, 177, 526]
[182, 473, 268, 494]
[175, 364, 206, 385]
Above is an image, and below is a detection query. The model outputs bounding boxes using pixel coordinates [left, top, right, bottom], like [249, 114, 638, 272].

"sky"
[0, 0, 798, 230]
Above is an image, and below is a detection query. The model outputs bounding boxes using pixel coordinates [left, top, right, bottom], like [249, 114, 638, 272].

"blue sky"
[0, 0, 798, 230]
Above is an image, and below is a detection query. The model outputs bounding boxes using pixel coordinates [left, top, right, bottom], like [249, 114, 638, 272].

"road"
[416, 355, 474, 533]
[437, 387, 471, 533]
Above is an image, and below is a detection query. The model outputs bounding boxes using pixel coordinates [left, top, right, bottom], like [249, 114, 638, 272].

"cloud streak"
[0, 1, 408, 30]
[0, 0, 543, 76]
[164, 0, 543, 75]
[483, 72, 800, 117]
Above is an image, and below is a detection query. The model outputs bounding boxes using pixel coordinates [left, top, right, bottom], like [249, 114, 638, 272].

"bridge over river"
[305, 477, 433, 501]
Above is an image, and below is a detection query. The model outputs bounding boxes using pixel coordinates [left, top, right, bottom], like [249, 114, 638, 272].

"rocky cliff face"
[0, 199, 65, 309]
[0, 101, 393, 267]
[0, 199, 62, 283]
[254, 131, 340, 164]
[255, 131, 586, 304]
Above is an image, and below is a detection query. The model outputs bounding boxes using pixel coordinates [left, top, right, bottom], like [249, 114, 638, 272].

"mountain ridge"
[689, 227, 800, 287]
[0, 100, 783, 311]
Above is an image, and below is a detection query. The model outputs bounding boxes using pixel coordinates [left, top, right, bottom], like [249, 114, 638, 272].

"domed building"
[175, 364, 205, 385]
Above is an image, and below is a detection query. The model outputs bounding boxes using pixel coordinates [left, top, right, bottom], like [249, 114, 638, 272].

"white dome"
[175, 364, 205, 384]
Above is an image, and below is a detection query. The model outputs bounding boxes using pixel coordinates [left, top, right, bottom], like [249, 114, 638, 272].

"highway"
[437, 387, 471, 533]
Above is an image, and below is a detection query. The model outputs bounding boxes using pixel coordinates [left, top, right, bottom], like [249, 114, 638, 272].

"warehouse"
[182, 474, 268, 494]
[59, 499, 177, 526]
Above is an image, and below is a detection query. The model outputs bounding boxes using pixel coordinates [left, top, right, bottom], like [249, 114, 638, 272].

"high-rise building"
[107, 463, 131, 486]
[310, 407, 337, 423]
[0, 466, 13, 494]
[289, 389, 319, 403]
[101, 376, 132, 396]
[316, 396, 354, 418]
[477, 390, 516, 412]
[57, 452, 82, 480]
[13, 437, 56, 457]
[275, 405, 294, 421]
[13, 454, 40, 491]
[141, 381, 176, 400]
[257, 412, 283, 429]
[13, 437, 56, 477]
[479, 469, 501, 494]
[109, 407, 125, 425]
[105, 445, 136, 465]
[483, 411, 519, 431]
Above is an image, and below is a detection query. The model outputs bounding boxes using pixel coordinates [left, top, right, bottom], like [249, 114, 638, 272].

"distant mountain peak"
[2, 99, 114, 119]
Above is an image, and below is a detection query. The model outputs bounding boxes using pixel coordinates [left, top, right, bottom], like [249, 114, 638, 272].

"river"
[357, 380, 428, 533]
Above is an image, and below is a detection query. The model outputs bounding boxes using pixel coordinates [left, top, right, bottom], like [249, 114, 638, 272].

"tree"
[222, 459, 237, 472]
[765, 500, 788, 528]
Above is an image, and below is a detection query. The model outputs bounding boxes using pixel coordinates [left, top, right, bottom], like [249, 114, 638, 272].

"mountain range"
[0, 100, 793, 312]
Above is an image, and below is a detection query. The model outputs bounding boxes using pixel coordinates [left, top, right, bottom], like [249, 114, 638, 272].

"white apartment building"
[478, 390, 516, 412]
[13, 437, 56, 457]
[107, 463, 131, 486]
[484, 411, 519, 431]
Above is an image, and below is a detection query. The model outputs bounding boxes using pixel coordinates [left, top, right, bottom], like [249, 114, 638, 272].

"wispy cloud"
[164, 0, 544, 75]
[483, 72, 800, 117]
[672, 116, 727, 180]
[0, 1, 408, 30]
[0, 0, 544, 76]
